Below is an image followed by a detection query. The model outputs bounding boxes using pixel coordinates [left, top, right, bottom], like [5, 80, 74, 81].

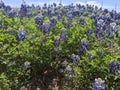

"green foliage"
[0, 12, 120, 90]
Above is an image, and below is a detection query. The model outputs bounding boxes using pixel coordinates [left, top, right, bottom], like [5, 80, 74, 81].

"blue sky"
[3, 0, 120, 12]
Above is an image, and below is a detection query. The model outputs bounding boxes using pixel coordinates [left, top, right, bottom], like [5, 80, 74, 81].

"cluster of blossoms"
[107, 22, 119, 38]
[70, 54, 79, 65]
[95, 19, 105, 38]
[78, 17, 85, 25]
[50, 17, 57, 24]
[16, 26, 26, 41]
[60, 28, 66, 39]
[80, 38, 88, 54]
[59, 60, 73, 80]
[20, 2, 27, 16]
[0, 0, 5, 8]
[93, 78, 105, 90]
[109, 59, 120, 74]
[42, 22, 51, 34]
[35, 15, 43, 28]
[7, 28, 13, 34]
[54, 28, 66, 54]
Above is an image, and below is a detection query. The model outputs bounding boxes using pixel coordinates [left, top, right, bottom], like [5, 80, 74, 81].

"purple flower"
[7, 28, 13, 33]
[97, 19, 105, 31]
[60, 29, 66, 39]
[35, 16, 43, 26]
[86, 28, 92, 35]
[42, 22, 51, 34]
[0, 0, 5, 8]
[93, 78, 105, 90]
[70, 54, 79, 65]
[54, 36, 60, 46]
[109, 60, 120, 74]
[16, 26, 26, 41]
[78, 18, 85, 25]
[64, 21, 70, 28]
[50, 17, 57, 24]
[20, 4, 27, 16]
[7, 10, 17, 17]
[4, 5, 12, 13]
[67, 14, 73, 21]
[80, 38, 88, 54]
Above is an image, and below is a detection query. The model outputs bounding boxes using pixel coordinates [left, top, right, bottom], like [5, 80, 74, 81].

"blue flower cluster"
[109, 60, 120, 74]
[0, 0, 5, 8]
[107, 22, 119, 38]
[35, 16, 43, 28]
[80, 38, 88, 54]
[60, 29, 66, 39]
[7, 28, 13, 34]
[16, 26, 26, 41]
[93, 78, 105, 90]
[42, 22, 51, 34]
[70, 54, 79, 65]
[78, 17, 85, 25]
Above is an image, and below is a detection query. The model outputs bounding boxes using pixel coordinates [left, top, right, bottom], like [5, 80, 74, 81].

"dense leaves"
[0, 0, 120, 90]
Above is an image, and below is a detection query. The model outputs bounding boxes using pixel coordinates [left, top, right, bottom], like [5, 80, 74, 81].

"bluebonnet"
[20, 3, 27, 16]
[104, 9, 109, 14]
[64, 21, 70, 28]
[54, 36, 60, 46]
[42, 10, 47, 16]
[67, 14, 73, 21]
[80, 38, 88, 48]
[78, 17, 85, 25]
[16, 26, 26, 41]
[80, 38, 88, 54]
[107, 22, 118, 38]
[72, 10, 80, 16]
[93, 78, 105, 90]
[42, 3, 47, 9]
[60, 29, 66, 39]
[70, 54, 79, 65]
[4, 5, 12, 13]
[65, 65, 74, 80]
[7, 28, 13, 33]
[96, 19, 105, 30]
[109, 60, 120, 74]
[7, 9, 17, 17]
[86, 28, 92, 35]
[58, 14, 62, 20]
[95, 19, 106, 38]
[0, 0, 5, 8]
[53, 3, 57, 7]
[83, 12, 89, 17]
[50, 17, 57, 24]
[23, 61, 31, 70]
[35, 16, 43, 27]
[42, 22, 51, 34]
